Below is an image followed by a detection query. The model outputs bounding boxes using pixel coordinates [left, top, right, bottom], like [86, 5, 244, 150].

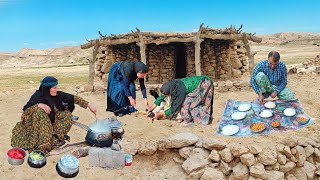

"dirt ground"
[0, 63, 319, 179]
[1, 39, 320, 179]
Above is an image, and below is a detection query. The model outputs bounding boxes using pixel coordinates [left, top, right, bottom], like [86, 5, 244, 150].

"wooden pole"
[136, 28, 147, 83]
[194, 23, 204, 76]
[242, 33, 255, 73]
[89, 39, 99, 86]
[136, 28, 147, 65]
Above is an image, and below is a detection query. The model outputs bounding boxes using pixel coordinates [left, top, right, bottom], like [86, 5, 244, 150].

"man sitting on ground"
[250, 51, 295, 103]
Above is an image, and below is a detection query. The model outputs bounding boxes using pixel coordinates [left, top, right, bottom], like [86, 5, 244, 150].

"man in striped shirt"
[250, 51, 295, 103]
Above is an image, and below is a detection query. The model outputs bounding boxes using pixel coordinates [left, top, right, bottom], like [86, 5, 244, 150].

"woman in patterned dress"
[11, 76, 97, 153]
[148, 76, 214, 126]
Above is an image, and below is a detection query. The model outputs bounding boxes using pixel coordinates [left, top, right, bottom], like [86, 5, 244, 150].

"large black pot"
[85, 129, 113, 147]
[73, 118, 124, 148]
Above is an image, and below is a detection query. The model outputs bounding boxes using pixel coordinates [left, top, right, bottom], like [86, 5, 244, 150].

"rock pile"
[122, 132, 320, 179]
[303, 55, 320, 69]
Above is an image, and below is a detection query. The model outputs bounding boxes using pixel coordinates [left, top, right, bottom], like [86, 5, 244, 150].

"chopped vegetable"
[271, 121, 280, 127]
[8, 149, 24, 159]
[30, 151, 44, 161]
[297, 116, 309, 122]
[251, 123, 266, 131]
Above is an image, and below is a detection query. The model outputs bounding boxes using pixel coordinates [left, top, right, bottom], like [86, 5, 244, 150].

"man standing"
[250, 51, 295, 103]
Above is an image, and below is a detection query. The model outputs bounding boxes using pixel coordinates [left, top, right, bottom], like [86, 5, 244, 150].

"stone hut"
[80, 24, 262, 85]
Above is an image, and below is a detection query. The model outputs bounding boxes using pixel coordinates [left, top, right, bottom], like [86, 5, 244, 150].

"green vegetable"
[30, 151, 44, 160]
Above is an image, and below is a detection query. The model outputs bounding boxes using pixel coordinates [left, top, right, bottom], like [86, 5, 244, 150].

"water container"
[125, 154, 132, 166]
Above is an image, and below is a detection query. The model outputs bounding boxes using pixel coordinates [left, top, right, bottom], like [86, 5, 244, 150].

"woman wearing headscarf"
[106, 60, 149, 116]
[11, 76, 97, 153]
[148, 76, 214, 126]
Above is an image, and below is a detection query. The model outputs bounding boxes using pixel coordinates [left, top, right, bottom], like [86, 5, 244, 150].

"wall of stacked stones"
[146, 44, 175, 83]
[200, 40, 230, 80]
[185, 42, 196, 77]
[122, 132, 320, 180]
[94, 43, 141, 81]
[230, 40, 250, 78]
[93, 40, 251, 88]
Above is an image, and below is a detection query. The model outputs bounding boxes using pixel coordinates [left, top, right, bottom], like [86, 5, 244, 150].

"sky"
[0, 0, 319, 52]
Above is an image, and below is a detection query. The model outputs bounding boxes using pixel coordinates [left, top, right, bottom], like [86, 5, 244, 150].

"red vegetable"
[8, 149, 24, 159]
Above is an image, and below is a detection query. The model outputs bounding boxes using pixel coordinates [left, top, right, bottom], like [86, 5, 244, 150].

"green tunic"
[154, 76, 212, 116]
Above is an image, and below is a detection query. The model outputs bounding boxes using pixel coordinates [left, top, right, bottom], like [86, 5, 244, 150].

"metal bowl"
[296, 114, 310, 125]
[56, 163, 79, 178]
[250, 122, 266, 133]
[270, 121, 281, 128]
[56, 154, 79, 178]
[7, 148, 26, 165]
[28, 150, 46, 168]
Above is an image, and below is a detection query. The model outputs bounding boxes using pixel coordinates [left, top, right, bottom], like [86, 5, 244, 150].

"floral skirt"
[11, 105, 72, 152]
[180, 79, 214, 125]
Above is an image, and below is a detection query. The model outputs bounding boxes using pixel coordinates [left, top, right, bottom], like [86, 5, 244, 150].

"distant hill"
[15, 46, 92, 57]
[257, 32, 320, 44]
[0, 46, 92, 67]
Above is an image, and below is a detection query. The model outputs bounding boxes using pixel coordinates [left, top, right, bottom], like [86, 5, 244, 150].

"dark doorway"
[173, 43, 187, 78]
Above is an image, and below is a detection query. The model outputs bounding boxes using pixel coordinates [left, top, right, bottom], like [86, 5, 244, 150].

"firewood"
[47, 141, 89, 156]
[72, 147, 90, 158]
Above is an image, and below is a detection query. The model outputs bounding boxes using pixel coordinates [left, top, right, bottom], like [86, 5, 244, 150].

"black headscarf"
[160, 80, 187, 119]
[23, 76, 75, 123]
[120, 60, 148, 82]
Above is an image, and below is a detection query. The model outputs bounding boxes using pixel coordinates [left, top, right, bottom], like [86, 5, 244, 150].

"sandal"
[180, 122, 195, 128]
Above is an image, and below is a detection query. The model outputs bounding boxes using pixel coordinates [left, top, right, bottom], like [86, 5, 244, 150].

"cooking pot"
[72, 117, 124, 147]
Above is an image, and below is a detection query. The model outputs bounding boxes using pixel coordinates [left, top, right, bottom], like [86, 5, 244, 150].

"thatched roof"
[81, 24, 262, 49]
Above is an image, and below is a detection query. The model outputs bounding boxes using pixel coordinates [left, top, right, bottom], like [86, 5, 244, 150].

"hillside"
[0, 46, 92, 67]
[257, 32, 320, 44]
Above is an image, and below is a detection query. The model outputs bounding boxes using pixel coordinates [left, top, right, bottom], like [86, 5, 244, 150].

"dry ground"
[0, 42, 319, 179]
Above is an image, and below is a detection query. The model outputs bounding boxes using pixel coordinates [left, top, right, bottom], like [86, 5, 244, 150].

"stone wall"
[185, 42, 196, 77]
[303, 55, 320, 69]
[93, 40, 250, 83]
[146, 44, 175, 83]
[230, 41, 250, 78]
[122, 132, 320, 180]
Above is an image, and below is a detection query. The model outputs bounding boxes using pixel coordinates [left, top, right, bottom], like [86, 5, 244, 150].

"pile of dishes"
[56, 154, 79, 178]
